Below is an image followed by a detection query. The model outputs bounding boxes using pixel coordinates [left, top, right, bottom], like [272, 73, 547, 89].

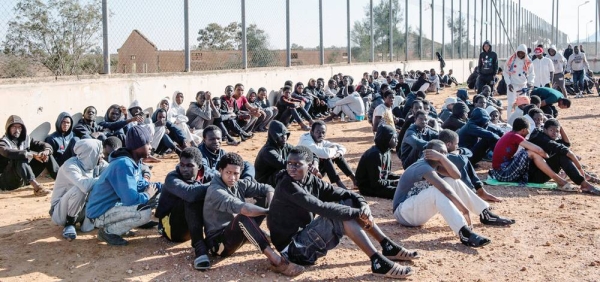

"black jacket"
[478, 40, 498, 77]
[528, 128, 571, 158]
[254, 120, 293, 186]
[442, 102, 469, 131]
[155, 169, 210, 219]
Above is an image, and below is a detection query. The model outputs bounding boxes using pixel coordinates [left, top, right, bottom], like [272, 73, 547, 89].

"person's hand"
[39, 149, 51, 157]
[91, 132, 101, 139]
[359, 204, 372, 220]
[204, 91, 212, 100]
[308, 165, 322, 178]
[120, 106, 127, 116]
[145, 183, 158, 198]
[333, 152, 342, 159]
[423, 149, 445, 162]
[508, 84, 514, 92]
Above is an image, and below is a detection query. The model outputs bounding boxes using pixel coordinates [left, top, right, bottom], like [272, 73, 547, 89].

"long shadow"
[559, 113, 600, 120]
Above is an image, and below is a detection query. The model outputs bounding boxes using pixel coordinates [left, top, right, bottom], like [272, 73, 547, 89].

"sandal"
[582, 187, 600, 196]
[385, 246, 420, 261]
[461, 232, 491, 248]
[557, 183, 580, 192]
[193, 254, 211, 271]
[373, 263, 413, 279]
[62, 225, 77, 241]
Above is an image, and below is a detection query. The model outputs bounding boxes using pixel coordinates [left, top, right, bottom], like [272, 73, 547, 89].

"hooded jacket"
[400, 123, 438, 169]
[0, 115, 51, 171]
[478, 40, 498, 76]
[50, 139, 107, 210]
[198, 142, 254, 181]
[442, 102, 469, 131]
[563, 46, 573, 60]
[99, 104, 128, 138]
[504, 44, 535, 86]
[155, 167, 210, 219]
[254, 120, 293, 186]
[45, 112, 78, 166]
[170, 91, 189, 122]
[457, 108, 500, 149]
[73, 106, 103, 140]
[547, 45, 567, 73]
[446, 148, 483, 191]
[355, 125, 400, 199]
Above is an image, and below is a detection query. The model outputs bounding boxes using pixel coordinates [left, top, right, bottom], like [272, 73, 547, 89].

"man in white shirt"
[547, 45, 568, 95]
[531, 47, 554, 88]
[567, 45, 590, 98]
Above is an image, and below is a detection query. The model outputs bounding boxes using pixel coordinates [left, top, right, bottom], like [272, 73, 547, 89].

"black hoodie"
[254, 120, 293, 186]
[0, 115, 52, 171]
[355, 125, 400, 199]
[442, 102, 469, 131]
[45, 112, 77, 166]
[478, 40, 498, 77]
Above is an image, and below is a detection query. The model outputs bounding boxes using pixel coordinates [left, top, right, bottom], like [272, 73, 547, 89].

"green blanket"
[484, 178, 558, 189]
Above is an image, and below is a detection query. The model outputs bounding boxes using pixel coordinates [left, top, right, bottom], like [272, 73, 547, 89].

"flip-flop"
[373, 263, 413, 279]
[582, 187, 600, 196]
[193, 255, 211, 271]
[557, 183, 580, 192]
[385, 246, 420, 261]
[62, 225, 77, 241]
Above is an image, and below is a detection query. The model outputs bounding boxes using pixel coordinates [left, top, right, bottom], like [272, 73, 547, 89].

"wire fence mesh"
[0, 0, 575, 79]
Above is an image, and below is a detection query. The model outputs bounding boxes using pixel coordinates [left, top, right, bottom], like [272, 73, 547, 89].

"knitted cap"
[125, 125, 152, 151]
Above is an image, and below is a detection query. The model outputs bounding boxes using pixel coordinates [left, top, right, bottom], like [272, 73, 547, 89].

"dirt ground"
[1, 86, 599, 282]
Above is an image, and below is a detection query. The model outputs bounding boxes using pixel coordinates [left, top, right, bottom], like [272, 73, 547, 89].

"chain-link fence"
[0, 0, 579, 79]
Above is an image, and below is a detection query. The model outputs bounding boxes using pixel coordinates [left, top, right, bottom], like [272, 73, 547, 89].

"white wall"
[0, 59, 474, 140]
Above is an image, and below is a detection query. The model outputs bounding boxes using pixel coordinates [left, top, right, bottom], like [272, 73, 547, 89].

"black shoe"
[459, 226, 490, 247]
[98, 229, 128, 246]
[479, 209, 516, 226]
[138, 220, 159, 229]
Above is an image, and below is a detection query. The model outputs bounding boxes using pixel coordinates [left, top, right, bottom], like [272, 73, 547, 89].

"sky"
[0, 0, 597, 54]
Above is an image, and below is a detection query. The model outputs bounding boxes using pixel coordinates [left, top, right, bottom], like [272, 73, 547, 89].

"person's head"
[174, 91, 184, 106]
[363, 72, 369, 79]
[310, 120, 327, 143]
[295, 82, 304, 93]
[317, 78, 325, 88]
[430, 68, 436, 75]
[517, 44, 528, 59]
[394, 73, 400, 80]
[282, 85, 292, 97]
[217, 152, 244, 187]
[178, 147, 203, 182]
[125, 125, 152, 160]
[557, 98, 571, 109]
[286, 146, 314, 181]
[486, 106, 500, 123]
[534, 47, 544, 59]
[59, 115, 72, 133]
[515, 95, 531, 109]
[155, 109, 167, 125]
[425, 140, 448, 164]
[375, 124, 398, 151]
[398, 75, 404, 83]
[8, 122, 23, 139]
[158, 98, 170, 111]
[529, 96, 540, 108]
[257, 87, 267, 100]
[246, 88, 257, 103]
[382, 90, 395, 107]
[380, 84, 389, 93]
[415, 91, 427, 100]
[83, 106, 97, 122]
[528, 108, 545, 128]
[102, 136, 122, 159]
[342, 75, 351, 86]
[414, 110, 428, 129]
[448, 69, 453, 75]
[128, 101, 143, 117]
[347, 85, 355, 94]
[438, 129, 459, 152]
[512, 117, 530, 137]
[212, 97, 221, 108]
[411, 99, 424, 114]
[422, 100, 431, 113]
[543, 119, 561, 140]
[373, 70, 379, 79]
[483, 41, 491, 52]
[452, 102, 469, 120]
[481, 85, 492, 97]
[328, 79, 336, 89]
[106, 105, 122, 122]
[202, 125, 222, 153]
[381, 70, 387, 77]
[548, 45, 557, 56]
[473, 94, 487, 109]
[234, 83, 244, 97]
[574, 45, 579, 54]
[308, 78, 316, 88]
[284, 80, 293, 88]
[224, 85, 234, 97]
[196, 91, 206, 104]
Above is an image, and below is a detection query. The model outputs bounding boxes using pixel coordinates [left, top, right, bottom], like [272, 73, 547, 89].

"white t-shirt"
[532, 57, 555, 87]
[373, 104, 394, 127]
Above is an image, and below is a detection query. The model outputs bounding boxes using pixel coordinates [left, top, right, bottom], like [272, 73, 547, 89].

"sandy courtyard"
[0, 87, 599, 281]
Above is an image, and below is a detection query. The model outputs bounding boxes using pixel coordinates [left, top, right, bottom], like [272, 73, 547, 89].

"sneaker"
[269, 257, 304, 277]
[459, 226, 491, 247]
[62, 225, 77, 241]
[98, 229, 128, 246]
[479, 209, 516, 226]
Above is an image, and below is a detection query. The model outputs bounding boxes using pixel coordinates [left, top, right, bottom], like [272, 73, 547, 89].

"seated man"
[268, 146, 418, 279]
[393, 140, 515, 248]
[45, 112, 79, 166]
[328, 85, 365, 122]
[400, 110, 439, 169]
[441, 102, 469, 131]
[427, 69, 440, 93]
[410, 72, 431, 92]
[457, 108, 501, 165]
[168, 92, 202, 147]
[528, 119, 600, 195]
[397, 99, 424, 145]
[486, 106, 512, 133]
[220, 85, 254, 141]
[197, 125, 255, 180]
[507, 96, 532, 126]
[73, 106, 106, 141]
[203, 152, 304, 277]
[275, 85, 313, 131]
[50, 139, 107, 240]
[233, 83, 264, 133]
[396, 76, 411, 97]
[151, 108, 187, 156]
[186, 91, 218, 132]
[100, 104, 142, 144]
[489, 117, 571, 189]
[86, 125, 160, 246]
[255, 121, 319, 187]
[0, 115, 58, 195]
[298, 121, 357, 189]
[250, 87, 278, 132]
[355, 125, 401, 199]
[371, 90, 396, 133]
[439, 129, 501, 202]
[439, 97, 457, 122]
[155, 147, 212, 270]
[530, 87, 571, 118]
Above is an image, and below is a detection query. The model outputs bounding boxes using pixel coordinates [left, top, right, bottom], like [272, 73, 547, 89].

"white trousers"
[506, 83, 526, 118]
[393, 177, 489, 234]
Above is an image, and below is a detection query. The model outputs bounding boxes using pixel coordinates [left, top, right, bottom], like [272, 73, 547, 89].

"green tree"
[243, 24, 280, 67]
[291, 43, 304, 50]
[446, 15, 469, 58]
[3, 0, 102, 76]
[196, 22, 240, 50]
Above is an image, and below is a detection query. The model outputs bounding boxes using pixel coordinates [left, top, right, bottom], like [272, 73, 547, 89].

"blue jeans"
[573, 70, 585, 93]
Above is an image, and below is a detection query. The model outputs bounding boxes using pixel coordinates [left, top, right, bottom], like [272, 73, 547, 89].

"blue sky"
[0, 0, 594, 54]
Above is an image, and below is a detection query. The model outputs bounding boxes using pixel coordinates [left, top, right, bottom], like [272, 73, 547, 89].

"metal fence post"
[419, 0, 422, 60]
[431, 0, 434, 60]
[518, 0, 521, 45]
[405, 0, 408, 61]
[451, 0, 454, 59]
[319, 0, 324, 65]
[442, 0, 445, 57]
[241, 0, 247, 69]
[390, 0, 393, 61]
[467, 0, 470, 59]
[286, 0, 291, 67]
[459, 0, 462, 59]
[474, 0, 477, 58]
[369, 0, 374, 62]
[347, 0, 351, 64]
[102, 0, 109, 74]
[184, 0, 190, 72]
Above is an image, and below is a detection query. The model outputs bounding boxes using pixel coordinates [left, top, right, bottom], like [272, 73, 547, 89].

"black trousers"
[469, 137, 498, 166]
[207, 214, 270, 257]
[528, 154, 585, 185]
[319, 156, 354, 184]
[278, 107, 312, 127]
[0, 157, 58, 190]
[159, 198, 207, 258]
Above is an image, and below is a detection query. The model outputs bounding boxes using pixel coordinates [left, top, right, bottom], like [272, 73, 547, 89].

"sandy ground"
[1, 86, 599, 282]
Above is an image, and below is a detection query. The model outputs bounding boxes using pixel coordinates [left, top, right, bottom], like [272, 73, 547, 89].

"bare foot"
[30, 181, 50, 196]
[477, 188, 502, 203]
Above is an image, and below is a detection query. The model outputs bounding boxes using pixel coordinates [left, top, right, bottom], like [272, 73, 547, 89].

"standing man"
[476, 40, 499, 93]
[567, 45, 590, 98]
[504, 44, 535, 118]
[547, 45, 568, 95]
[563, 44, 573, 60]
[531, 47, 554, 88]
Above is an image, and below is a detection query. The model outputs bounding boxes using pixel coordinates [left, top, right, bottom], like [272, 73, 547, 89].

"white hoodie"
[504, 44, 535, 87]
[297, 132, 346, 159]
[547, 45, 567, 73]
[567, 50, 590, 72]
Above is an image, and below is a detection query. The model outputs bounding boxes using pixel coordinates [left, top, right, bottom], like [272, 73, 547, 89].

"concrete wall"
[0, 59, 475, 140]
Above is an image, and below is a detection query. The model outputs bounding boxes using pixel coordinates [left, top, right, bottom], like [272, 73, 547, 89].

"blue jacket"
[86, 149, 151, 219]
[446, 148, 483, 191]
[457, 108, 500, 149]
[45, 112, 79, 166]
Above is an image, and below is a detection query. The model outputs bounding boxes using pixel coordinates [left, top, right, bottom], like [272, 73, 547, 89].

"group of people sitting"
[0, 64, 597, 279]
